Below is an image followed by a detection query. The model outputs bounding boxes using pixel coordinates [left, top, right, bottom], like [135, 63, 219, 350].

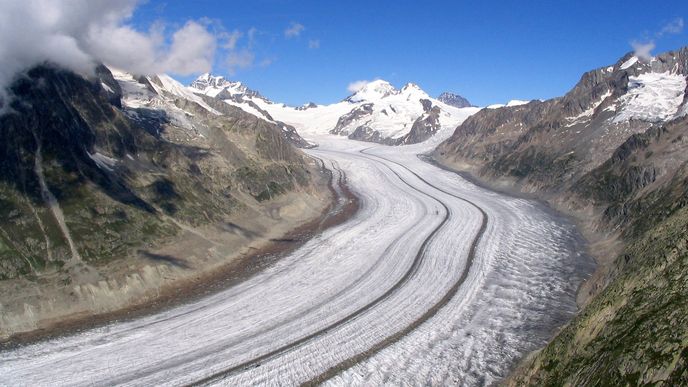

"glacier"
[0, 125, 593, 386]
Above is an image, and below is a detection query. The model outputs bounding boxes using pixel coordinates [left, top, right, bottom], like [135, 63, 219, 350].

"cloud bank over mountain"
[0, 0, 217, 107]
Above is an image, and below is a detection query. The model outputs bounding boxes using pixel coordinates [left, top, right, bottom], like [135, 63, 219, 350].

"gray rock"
[437, 92, 472, 108]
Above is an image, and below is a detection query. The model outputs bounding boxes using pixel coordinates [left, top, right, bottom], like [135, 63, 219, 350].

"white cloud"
[159, 21, 216, 75]
[658, 17, 684, 36]
[222, 29, 243, 50]
[247, 27, 259, 48]
[226, 49, 255, 75]
[308, 39, 320, 49]
[259, 57, 274, 67]
[222, 27, 271, 75]
[628, 17, 684, 61]
[631, 40, 656, 61]
[0, 0, 218, 107]
[284, 22, 304, 38]
[347, 80, 369, 93]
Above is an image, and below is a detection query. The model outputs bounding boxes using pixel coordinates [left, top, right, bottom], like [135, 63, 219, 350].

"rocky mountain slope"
[433, 46, 688, 384]
[0, 64, 332, 339]
[187, 73, 311, 148]
[190, 76, 477, 144]
[437, 92, 472, 108]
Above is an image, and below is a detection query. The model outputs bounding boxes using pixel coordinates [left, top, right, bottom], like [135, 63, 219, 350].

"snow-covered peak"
[400, 83, 430, 99]
[189, 72, 262, 100]
[346, 80, 399, 102]
[142, 72, 479, 145]
[190, 73, 233, 90]
[194, 72, 212, 83]
[401, 82, 422, 92]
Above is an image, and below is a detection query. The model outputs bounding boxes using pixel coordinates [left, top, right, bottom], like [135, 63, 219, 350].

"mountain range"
[1, 34, 687, 385]
[434, 46, 688, 384]
[189, 75, 477, 144]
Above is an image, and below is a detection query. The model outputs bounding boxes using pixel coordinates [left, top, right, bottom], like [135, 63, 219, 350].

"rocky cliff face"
[399, 99, 442, 144]
[0, 65, 330, 338]
[433, 47, 688, 384]
[437, 92, 472, 108]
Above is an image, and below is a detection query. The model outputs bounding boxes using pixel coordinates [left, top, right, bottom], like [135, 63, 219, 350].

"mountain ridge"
[0, 63, 333, 339]
[437, 92, 472, 108]
[188, 74, 479, 145]
[432, 45, 688, 384]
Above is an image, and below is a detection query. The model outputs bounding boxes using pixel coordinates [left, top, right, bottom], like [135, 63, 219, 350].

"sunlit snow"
[614, 72, 686, 123]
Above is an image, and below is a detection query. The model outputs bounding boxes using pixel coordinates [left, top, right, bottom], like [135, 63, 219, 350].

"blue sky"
[130, 0, 687, 106]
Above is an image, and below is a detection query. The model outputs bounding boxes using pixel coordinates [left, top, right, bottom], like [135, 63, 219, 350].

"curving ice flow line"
[0, 136, 591, 387]
[192, 148, 483, 386]
[303, 148, 489, 384]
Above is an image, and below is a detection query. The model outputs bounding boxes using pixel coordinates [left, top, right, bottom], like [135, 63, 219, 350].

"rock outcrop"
[437, 92, 472, 108]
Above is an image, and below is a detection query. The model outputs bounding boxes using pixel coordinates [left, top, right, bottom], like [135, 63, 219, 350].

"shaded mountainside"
[433, 47, 688, 384]
[0, 65, 316, 278]
[512, 133, 688, 385]
[0, 65, 331, 338]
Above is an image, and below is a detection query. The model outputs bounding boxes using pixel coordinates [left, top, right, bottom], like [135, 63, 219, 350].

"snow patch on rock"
[620, 56, 639, 70]
[565, 90, 612, 126]
[506, 99, 530, 107]
[88, 152, 118, 172]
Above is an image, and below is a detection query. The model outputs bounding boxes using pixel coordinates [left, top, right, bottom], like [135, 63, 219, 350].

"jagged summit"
[437, 46, 688, 194]
[401, 82, 423, 92]
[189, 72, 265, 101]
[437, 92, 472, 108]
[400, 82, 430, 99]
[190, 73, 234, 90]
[332, 80, 475, 144]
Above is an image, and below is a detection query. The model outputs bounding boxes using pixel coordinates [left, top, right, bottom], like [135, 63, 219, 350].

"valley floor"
[0, 134, 594, 386]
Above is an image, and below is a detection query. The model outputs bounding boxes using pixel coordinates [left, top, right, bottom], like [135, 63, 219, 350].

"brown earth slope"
[0, 65, 333, 340]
